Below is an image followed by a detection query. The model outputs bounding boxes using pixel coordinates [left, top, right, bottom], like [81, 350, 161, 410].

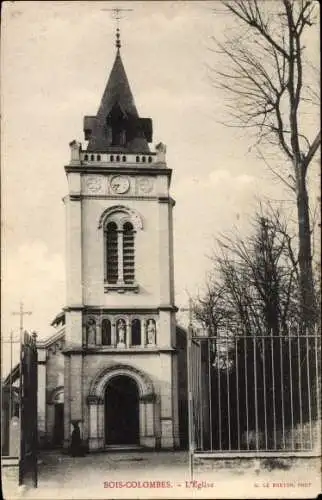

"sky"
[1, 1, 320, 370]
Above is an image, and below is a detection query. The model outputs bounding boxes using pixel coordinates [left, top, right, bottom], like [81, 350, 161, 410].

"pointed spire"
[83, 10, 153, 153]
[97, 49, 138, 119]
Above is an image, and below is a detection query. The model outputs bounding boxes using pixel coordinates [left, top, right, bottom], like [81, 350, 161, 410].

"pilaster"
[141, 319, 146, 346]
[158, 199, 171, 306]
[65, 172, 83, 307]
[37, 348, 47, 443]
[70, 353, 83, 423]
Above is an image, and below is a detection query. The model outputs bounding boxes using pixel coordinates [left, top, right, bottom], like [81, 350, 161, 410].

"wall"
[45, 346, 64, 446]
[82, 197, 160, 307]
[81, 351, 176, 443]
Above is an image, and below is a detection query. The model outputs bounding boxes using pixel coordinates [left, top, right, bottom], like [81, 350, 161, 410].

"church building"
[33, 27, 188, 452]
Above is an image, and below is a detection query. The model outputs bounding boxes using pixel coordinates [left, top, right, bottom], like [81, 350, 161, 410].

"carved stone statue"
[155, 142, 167, 153]
[87, 318, 96, 345]
[147, 319, 156, 345]
[117, 319, 126, 345]
[69, 139, 81, 162]
[155, 142, 167, 162]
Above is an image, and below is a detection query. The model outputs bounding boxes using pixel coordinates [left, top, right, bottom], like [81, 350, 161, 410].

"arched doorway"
[53, 404, 64, 447]
[50, 387, 64, 448]
[105, 375, 139, 445]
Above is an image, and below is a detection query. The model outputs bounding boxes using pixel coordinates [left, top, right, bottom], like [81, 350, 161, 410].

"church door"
[105, 375, 139, 445]
[53, 403, 64, 447]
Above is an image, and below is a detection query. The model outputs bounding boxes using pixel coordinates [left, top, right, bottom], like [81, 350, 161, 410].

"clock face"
[110, 176, 130, 194]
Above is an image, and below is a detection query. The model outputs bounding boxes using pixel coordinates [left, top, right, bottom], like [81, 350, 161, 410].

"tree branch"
[303, 130, 321, 174]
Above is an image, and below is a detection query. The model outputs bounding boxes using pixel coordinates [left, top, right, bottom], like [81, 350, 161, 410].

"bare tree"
[193, 278, 228, 336]
[211, 0, 320, 330]
[194, 205, 310, 449]
[195, 204, 300, 337]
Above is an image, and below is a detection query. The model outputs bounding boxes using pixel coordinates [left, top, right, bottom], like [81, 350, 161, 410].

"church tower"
[63, 27, 179, 450]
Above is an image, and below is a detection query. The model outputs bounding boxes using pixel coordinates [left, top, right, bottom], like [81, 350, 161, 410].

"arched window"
[84, 154, 88, 161]
[142, 156, 146, 163]
[105, 222, 118, 284]
[110, 155, 114, 162]
[102, 319, 111, 345]
[148, 156, 153, 163]
[90, 154, 94, 161]
[123, 222, 135, 284]
[136, 156, 140, 163]
[116, 155, 120, 162]
[97, 154, 101, 161]
[131, 319, 141, 346]
[101, 207, 142, 289]
[122, 155, 126, 162]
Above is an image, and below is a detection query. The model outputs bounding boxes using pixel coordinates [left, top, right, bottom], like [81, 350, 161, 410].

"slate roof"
[97, 49, 139, 119]
[85, 49, 152, 153]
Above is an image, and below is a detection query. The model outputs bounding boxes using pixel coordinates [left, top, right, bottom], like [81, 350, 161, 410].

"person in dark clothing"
[70, 421, 84, 457]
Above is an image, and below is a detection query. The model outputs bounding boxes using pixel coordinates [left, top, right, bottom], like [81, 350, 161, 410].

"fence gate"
[187, 329, 321, 477]
[19, 331, 38, 487]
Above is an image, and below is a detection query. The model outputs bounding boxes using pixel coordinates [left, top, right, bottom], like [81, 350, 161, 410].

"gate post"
[187, 318, 194, 480]
[19, 331, 38, 488]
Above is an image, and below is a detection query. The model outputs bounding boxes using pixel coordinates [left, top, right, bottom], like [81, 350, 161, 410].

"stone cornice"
[36, 327, 65, 349]
[63, 305, 84, 312]
[83, 195, 159, 201]
[64, 305, 177, 314]
[65, 165, 172, 178]
[65, 195, 176, 204]
[158, 196, 176, 207]
[158, 305, 178, 313]
[62, 346, 175, 356]
[69, 194, 81, 201]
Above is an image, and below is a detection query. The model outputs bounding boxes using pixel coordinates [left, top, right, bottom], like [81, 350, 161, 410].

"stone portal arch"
[47, 386, 64, 404]
[89, 363, 155, 401]
[87, 364, 157, 450]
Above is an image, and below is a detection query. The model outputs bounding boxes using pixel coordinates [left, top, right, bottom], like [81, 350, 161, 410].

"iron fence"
[189, 330, 321, 455]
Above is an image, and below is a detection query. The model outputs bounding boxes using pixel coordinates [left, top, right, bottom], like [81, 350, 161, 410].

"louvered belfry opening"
[105, 222, 118, 283]
[123, 222, 135, 284]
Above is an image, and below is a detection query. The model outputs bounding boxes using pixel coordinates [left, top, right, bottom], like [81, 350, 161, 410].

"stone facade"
[35, 324, 187, 450]
[44, 42, 186, 452]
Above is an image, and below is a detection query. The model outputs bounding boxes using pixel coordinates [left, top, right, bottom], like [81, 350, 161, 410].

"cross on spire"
[101, 7, 133, 50]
